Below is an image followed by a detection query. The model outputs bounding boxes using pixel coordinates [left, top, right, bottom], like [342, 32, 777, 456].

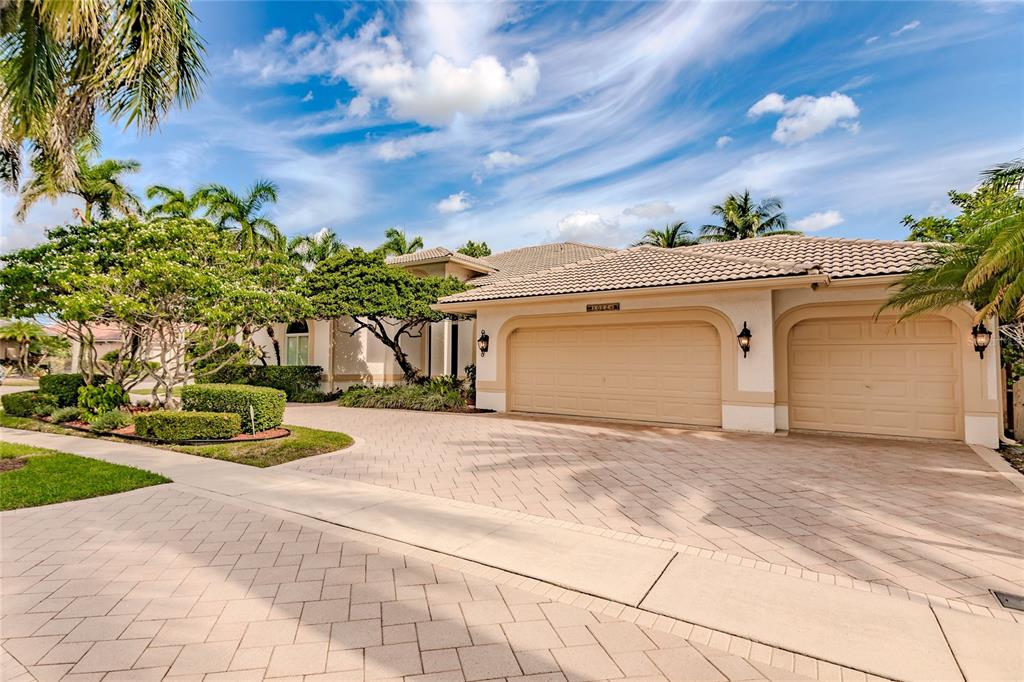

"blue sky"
[3, 1, 1023, 252]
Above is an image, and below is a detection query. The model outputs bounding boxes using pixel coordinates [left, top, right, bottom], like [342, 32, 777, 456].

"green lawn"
[166, 425, 353, 467]
[0, 413, 352, 468]
[0, 442, 169, 510]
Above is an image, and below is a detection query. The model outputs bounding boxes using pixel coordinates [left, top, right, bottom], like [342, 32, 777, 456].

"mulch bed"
[1002, 446, 1024, 476]
[60, 420, 289, 444]
[0, 458, 27, 472]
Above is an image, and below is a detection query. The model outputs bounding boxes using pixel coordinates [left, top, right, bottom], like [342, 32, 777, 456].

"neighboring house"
[434, 235, 1001, 449]
[64, 323, 124, 373]
[251, 242, 614, 388]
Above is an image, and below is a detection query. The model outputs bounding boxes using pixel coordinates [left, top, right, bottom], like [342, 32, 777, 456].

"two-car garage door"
[788, 317, 963, 440]
[509, 322, 721, 426]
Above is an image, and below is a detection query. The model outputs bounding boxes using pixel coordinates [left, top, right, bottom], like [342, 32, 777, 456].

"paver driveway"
[1, 484, 816, 681]
[285, 405, 1024, 612]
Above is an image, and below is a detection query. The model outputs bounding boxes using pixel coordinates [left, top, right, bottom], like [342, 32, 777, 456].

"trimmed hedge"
[198, 364, 322, 400]
[135, 411, 242, 442]
[39, 373, 86, 407]
[181, 383, 285, 432]
[1, 391, 58, 418]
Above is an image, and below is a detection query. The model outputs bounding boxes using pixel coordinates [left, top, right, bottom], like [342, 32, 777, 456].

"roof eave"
[434, 272, 831, 313]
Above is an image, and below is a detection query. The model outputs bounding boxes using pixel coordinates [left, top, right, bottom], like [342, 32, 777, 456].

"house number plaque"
[586, 302, 620, 312]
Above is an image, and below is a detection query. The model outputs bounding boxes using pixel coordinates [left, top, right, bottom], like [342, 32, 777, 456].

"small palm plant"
[288, 228, 347, 269]
[146, 185, 207, 219]
[197, 180, 284, 253]
[0, 320, 49, 374]
[634, 221, 695, 248]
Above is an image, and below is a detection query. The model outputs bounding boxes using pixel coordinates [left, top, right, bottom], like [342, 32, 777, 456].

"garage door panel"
[790, 317, 962, 440]
[510, 322, 721, 426]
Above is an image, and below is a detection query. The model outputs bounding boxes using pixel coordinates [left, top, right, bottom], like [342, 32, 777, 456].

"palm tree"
[884, 160, 1024, 322]
[0, 320, 48, 374]
[699, 190, 800, 242]
[379, 227, 424, 256]
[288, 228, 347, 269]
[15, 139, 142, 222]
[634, 221, 695, 248]
[0, 0, 205, 190]
[198, 180, 285, 252]
[146, 185, 206, 219]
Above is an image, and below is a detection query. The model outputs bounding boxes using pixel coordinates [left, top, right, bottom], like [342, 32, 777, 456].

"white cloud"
[376, 139, 417, 161]
[436, 191, 472, 214]
[484, 150, 526, 170]
[555, 210, 621, 244]
[748, 91, 860, 145]
[891, 20, 921, 37]
[301, 90, 314, 102]
[715, 135, 733, 148]
[623, 201, 675, 220]
[348, 95, 371, 117]
[232, 19, 539, 127]
[865, 35, 879, 45]
[794, 210, 844, 232]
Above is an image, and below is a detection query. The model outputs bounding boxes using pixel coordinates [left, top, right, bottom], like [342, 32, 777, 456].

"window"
[285, 321, 309, 365]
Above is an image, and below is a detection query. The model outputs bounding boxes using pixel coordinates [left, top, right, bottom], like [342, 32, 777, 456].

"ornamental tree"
[0, 218, 308, 406]
[300, 248, 467, 382]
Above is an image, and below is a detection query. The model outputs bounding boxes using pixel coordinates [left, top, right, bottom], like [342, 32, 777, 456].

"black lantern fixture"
[737, 322, 752, 358]
[477, 330, 490, 356]
[971, 323, 992, 359]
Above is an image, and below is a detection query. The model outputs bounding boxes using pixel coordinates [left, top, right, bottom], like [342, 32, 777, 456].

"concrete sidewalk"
[3, 427, 1022, 681]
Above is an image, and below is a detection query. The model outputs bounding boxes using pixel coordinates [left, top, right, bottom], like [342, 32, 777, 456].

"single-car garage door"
[509, 322, 721, 426]
[788, 316, 962, 440]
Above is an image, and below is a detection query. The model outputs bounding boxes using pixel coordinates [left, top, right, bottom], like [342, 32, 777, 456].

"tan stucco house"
[260, 236, 1000, 449]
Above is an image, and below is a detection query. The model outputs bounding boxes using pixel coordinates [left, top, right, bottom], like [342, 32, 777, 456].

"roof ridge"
[687, 249, 816, 274]
[472, 246, 634, 293]
[485, 241, 615, 259]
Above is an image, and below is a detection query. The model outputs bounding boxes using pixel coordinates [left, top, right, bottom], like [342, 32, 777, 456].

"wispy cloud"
[794, 209, 843, 232]
[891, 20, 921, 37]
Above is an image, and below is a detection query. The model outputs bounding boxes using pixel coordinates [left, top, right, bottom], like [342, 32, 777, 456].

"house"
[252, 242, 613, 386]
[433, 236, 1001, 449]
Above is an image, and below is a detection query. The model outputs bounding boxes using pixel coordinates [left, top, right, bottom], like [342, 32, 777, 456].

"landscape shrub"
[289, 388, 342, 403]
[51, 406, 84, 423]
[78, 383, 129, 415]
[135, 411, 241, 442]
[89, 409, 133, 433]
[181, 383, 285, 432]
[1, 391, 58, 418]
[198, 364, 323, 399]
[38, 373, 86, 407]
[338, 382, 466, 412]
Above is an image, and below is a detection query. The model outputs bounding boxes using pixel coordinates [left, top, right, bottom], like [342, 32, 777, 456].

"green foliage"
[89, 409, 133, 433]
[458, 240, 492, 258]
[0, 320, 49, 373]
[904, 182, 1018, 243]
[38, 373, 85, 407]
[0, 443, 169, 511]
[378, 227, 424, 256]
[289, 389, 342, 403]
[0, 0, 205, 191]
[289, 228, 347, 268]
[886, 159, 1024, 322]
[301, 248, 467, 381]
[78, 383, 129, 415]
[197, 364, 323, 399]
[634, 221, 695, 248]
[1, 391, 57, 417]
[339, 382, 467, 412]
[464, 363, 477, 403]
[197, 180, 284, 252]
[135, 411, 242, 442]
[182, 383, 286, 432]
[699, 191, 799, 242]
[50, 406, 84, 423]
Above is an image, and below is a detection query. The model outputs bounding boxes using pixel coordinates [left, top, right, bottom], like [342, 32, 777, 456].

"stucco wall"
[464, 278, 1001, 447]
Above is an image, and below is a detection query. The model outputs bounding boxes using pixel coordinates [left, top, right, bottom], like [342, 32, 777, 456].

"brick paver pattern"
[285, 406, 1024, 611]
[0, 486, 811, 681]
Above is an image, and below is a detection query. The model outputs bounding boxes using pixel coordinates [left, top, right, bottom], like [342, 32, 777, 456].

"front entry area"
[508, 321, 722, 426]
[788, 316, 963, 440]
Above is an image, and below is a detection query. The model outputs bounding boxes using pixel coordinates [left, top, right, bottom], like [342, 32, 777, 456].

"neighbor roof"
[473, 242, 616, 286]
[438, 245, 821, 304]
[386, 247, 496, 273]
[685, 235, 933, 279]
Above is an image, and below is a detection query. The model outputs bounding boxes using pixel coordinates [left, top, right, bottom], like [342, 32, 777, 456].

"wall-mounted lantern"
[737, 322, 752, 358]
[971, 323, 992, 359]
[477, 330, 490, 356]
